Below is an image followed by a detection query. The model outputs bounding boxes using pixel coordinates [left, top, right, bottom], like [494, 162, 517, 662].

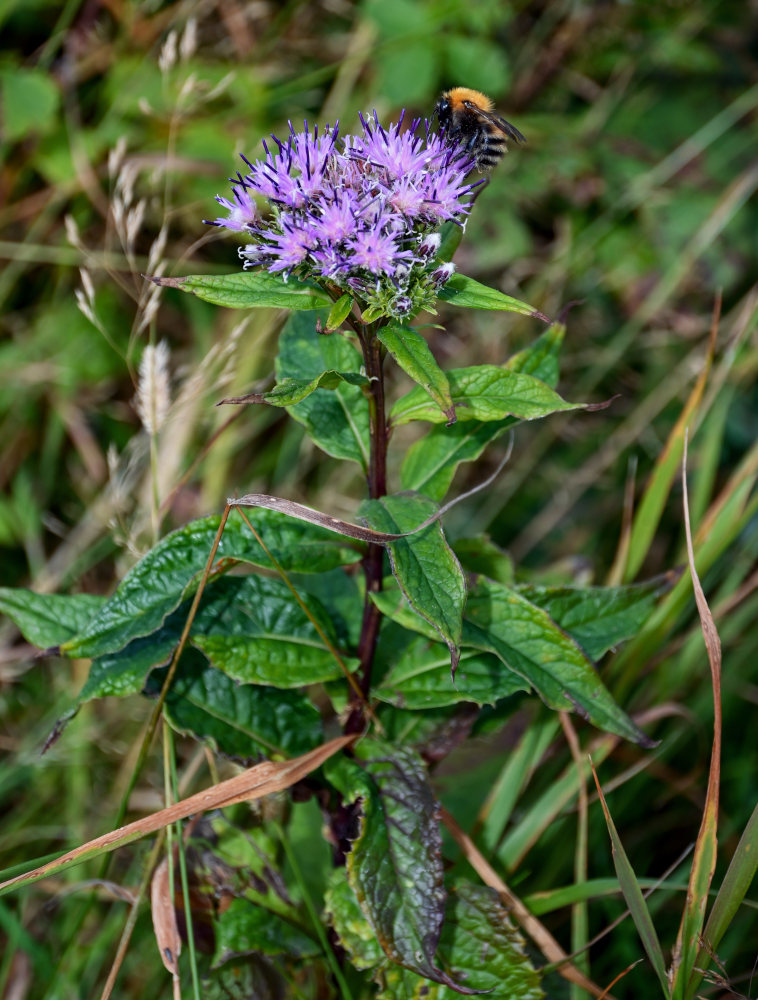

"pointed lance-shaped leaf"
[147, 271, 331, 310]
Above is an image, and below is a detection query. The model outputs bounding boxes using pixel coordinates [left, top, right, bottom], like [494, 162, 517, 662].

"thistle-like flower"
[206, 112, 478, 319]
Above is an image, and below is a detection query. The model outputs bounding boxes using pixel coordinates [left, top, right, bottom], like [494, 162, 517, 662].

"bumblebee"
[435, 87, 525, 172]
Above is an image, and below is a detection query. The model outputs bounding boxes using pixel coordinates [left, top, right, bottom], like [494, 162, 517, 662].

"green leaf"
[249, 370, 369, 407]
[437, 221, 464, 263]
[325, 867, 386, 970]
[326, 293, 355, 330]
[276, 313, 370, 468]
[378, 323, 455, 424]
[516, 579, 666, 660]
[463, 580, 652, 745]
[205, 955, 285, 999]
[154, 271, 332, 310]
[370, 586, 440, 641]
[437, 274, 544, 319]
[1, 67, 60, 142]
[189, 575, 359, 688]
[156, 652, 322, 760]
[326, 739, 477, 993]
[294, 567, 364, 649]
[399, 323, 566, 500]
[443, 35, 511, 93]
[0, 589, 105, 648]
[391, 365, 579, 427]
[401, 421, 513, 501]
[358, 494, 465, 672]
[213, 897, 319, 964]
[361, 302, 388, 323]
[375, 637, 528, 710]
[79, 619, 183, 701]
[505, 321, 565, 387]
[377, 880, 543, 1000]
[73, 573, 355, 706]
[593, 771, 669, 995]
[454, 537, 515, 585]
[61, 513, 361, 660]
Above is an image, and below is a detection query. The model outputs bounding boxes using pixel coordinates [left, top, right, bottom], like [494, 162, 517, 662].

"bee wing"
[465, 103, 526, 143]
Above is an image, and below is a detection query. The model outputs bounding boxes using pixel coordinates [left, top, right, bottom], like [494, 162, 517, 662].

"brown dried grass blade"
[229, 437, 514, 544]
[151, 856, 181, 976]
[670, 432, 722, 992]
[0, 735, 355, 897]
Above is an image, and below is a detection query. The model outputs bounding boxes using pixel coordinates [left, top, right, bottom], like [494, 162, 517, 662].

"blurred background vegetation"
[1, 0, 757, 996]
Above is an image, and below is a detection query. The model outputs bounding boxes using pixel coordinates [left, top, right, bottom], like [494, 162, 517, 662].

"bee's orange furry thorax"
[444, 87, 495, 112]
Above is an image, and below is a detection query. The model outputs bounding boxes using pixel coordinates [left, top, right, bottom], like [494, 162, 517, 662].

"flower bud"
[430, 261, 455, 289]
[417, 232, 441, 259]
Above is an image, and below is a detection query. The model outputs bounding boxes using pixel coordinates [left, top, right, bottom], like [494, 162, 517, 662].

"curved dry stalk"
[0, 735, 355, 897]
[440, 807, 618, 1000]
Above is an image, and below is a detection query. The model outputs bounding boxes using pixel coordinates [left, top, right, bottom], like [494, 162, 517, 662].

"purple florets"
[209, 112, 477, 319]
[207, 185, 257, 232]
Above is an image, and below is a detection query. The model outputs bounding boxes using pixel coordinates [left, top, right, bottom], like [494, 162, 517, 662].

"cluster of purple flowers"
[207, 112, 479, 319]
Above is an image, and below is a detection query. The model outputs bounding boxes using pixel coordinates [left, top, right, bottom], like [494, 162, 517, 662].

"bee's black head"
[435, 96, 451, 128]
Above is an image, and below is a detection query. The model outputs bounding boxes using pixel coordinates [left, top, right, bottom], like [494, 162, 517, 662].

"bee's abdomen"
[477, 135, 507, 171]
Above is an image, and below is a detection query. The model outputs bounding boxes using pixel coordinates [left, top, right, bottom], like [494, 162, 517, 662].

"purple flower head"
[209, 111, 475, 317]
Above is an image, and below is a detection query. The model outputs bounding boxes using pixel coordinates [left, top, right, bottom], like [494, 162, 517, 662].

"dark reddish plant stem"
[345, 326, 387, 734]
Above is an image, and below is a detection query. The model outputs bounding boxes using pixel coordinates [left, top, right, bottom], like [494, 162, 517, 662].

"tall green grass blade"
[479, 714, 560, 852]
[524, 878, 693, 916]
[613, 439, 758, 697]
[623, 318, 716, 582]
[591, 765, 669, 997]
[686, 801, 758, 999]
[689, 391, 732, 529]
[497, 735, 616, 871]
